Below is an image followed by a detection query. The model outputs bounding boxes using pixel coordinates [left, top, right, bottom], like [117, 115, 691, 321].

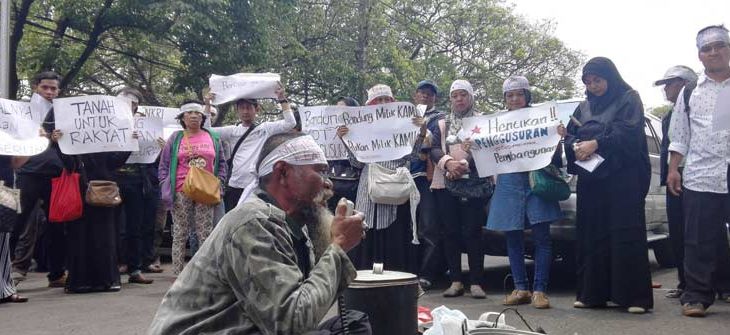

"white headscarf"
[237, 135, 328, 206]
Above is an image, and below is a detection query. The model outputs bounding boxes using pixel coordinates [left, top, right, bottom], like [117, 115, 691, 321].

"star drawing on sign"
[471, 125, 481, 134]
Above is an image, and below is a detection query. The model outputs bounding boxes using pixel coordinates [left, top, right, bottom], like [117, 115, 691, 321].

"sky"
[508, 0, 730, 109]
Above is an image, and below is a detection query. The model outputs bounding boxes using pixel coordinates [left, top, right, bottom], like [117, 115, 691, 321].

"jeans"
[505, 221, 552, 292]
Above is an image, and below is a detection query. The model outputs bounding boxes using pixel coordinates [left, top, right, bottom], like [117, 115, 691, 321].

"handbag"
[182, 165, 221, 205]
[0, 181, 21, 233]
[181, 133, 221, 205]
[367, 163, 414, 205]
[49, 169, 83, 222]
[529, 164, 570, 201]
[85, 180, 122, 207]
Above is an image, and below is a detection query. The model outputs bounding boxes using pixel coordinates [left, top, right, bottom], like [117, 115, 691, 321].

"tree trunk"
[9, 0, 34, 100]
[354, 0, 372, 104]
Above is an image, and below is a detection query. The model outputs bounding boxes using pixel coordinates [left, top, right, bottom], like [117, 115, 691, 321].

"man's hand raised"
[330, 198, 365, 252]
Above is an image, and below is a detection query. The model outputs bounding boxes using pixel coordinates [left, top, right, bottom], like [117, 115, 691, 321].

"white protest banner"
[460, 102, 562, 177]
[0, 98, 49, 156]
[54, 95, 138, 154]
[334, 102, 420, 163]
[126, 114, 164, 164]
[300, 106, 350, 160]
[138, 106, 182, 141]
[209, 73, 280, 105]
[30, 93, 53, 122]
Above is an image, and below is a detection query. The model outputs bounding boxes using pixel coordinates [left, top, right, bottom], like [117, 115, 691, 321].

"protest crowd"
[1, 23, 730, 333]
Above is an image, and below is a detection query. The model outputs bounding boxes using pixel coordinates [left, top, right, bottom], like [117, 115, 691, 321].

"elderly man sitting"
[148, 132, 371, 334]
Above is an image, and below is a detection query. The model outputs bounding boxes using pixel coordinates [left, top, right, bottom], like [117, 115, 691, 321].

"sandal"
[0, 294, 29, 303]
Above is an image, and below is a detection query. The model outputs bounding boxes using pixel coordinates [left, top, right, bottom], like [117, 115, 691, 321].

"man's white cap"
[450, 79, 474, 96]
[502, 76, 530, 93]
[654, 65, 698, 86]
[366, 84, 394, 105]
[696, 25, 730, 49]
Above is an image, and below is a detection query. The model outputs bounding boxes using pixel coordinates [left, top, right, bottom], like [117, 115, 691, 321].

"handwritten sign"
[209, 73, 280, 105]
[54, 95, 138, 154]
[299, 106, 350, 160]
[0, 98, 49, 156]
[302, 102, 421, 163]
[460, 102, 562, 177]
[126, 115, 164, 164]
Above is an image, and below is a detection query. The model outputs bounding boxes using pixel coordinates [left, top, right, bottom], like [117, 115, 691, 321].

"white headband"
[697, 26, 730, 49]
[180, 103, 204, 113]
[257, 135, 327, 176]
[237, 135, 327, 207]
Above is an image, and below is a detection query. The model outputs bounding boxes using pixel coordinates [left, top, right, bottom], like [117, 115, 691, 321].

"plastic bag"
[424, 306, 469, 335]
[49, 169, 83, 222]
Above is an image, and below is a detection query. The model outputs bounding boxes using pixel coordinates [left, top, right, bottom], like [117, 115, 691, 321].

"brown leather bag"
[85, 180, 122, 207]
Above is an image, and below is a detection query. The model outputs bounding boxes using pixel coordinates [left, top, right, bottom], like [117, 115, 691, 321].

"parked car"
[481, 100, 674, 268]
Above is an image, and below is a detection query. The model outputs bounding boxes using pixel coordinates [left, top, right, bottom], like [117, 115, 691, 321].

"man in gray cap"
[654, 65, 697, 299]
[667, 24, 730, 317]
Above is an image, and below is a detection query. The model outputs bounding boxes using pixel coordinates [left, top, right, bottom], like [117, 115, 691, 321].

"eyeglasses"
[700, 42, 730, 53]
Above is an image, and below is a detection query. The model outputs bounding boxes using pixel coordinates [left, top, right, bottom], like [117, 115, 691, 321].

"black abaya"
[64, 151, 131, 293]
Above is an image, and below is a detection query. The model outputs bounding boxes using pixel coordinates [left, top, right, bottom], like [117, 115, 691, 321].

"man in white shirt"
[210, 86, 297, 211]
[667, 24, 730, 317]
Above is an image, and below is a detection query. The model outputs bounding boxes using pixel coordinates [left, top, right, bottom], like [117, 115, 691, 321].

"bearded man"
[148, 133, 371, 334]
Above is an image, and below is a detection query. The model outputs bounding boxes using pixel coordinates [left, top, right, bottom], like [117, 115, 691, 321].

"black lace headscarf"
[581, 57, 633, 111]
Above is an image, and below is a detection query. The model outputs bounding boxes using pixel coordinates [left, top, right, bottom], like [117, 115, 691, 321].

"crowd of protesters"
[1, 24, 729, 323]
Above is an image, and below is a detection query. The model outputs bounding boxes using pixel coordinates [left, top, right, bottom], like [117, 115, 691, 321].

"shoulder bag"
[181, 132, 222, 205]
[367, 163, 414, 205]
[529, 164, 570, 202]
[85, 180, 122, 207]
[49, 169, 83, 222]
[0, 181, 21, 233]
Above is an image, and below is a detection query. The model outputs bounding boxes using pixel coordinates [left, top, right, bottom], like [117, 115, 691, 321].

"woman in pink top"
[158, 101, 226, 275]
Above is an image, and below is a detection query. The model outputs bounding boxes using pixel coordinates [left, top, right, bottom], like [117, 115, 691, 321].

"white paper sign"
[30, 93, 52, 122]
[712, 85, 730, 132]
[54, 95, 139, 154]
[209, 73, 280, 105]
[460, 102, 562, 177]
[138, 105, 182, 141]
[126, 115, 164, 164]
[299, 106, 352, 160]
[575, 153, 605, 173]
[0, 98, 49, 156]
[334, 102, 420, 163]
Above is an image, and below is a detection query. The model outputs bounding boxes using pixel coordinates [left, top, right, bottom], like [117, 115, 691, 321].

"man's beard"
[293, 189, 334, 261]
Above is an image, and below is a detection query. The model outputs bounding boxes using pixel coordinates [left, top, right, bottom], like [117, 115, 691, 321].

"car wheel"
[651, 238, 677, 268]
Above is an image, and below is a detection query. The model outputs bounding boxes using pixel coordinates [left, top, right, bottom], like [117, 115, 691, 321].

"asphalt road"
[1, 254, 729, 335]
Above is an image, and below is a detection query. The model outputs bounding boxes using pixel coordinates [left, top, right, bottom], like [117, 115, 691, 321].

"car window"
[644, 118, 661, 155]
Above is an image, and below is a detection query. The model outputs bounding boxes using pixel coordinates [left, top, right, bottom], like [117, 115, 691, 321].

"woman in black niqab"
[565, 57, 654, 313]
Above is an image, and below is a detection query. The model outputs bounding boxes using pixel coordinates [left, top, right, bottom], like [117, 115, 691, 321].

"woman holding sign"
[337, 84, 427, 275]
[429, 80, 491, 299]
[565, 57, 652, 314]
[485, 76, 565, 309]
[159, 101, 226, 275]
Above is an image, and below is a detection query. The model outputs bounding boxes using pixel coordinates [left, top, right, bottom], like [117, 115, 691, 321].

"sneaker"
[470, 285, 486, 299]
[48, 273, 67, 288]
[532, 291, 550, 309]
[665, 288, 683, 299]
[573, 300, 606, 308]
[442, 282, 465, 298]
[682, 303, 706, 317]
[504, 290, 532, 306]
[627, 306, 646, 314]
